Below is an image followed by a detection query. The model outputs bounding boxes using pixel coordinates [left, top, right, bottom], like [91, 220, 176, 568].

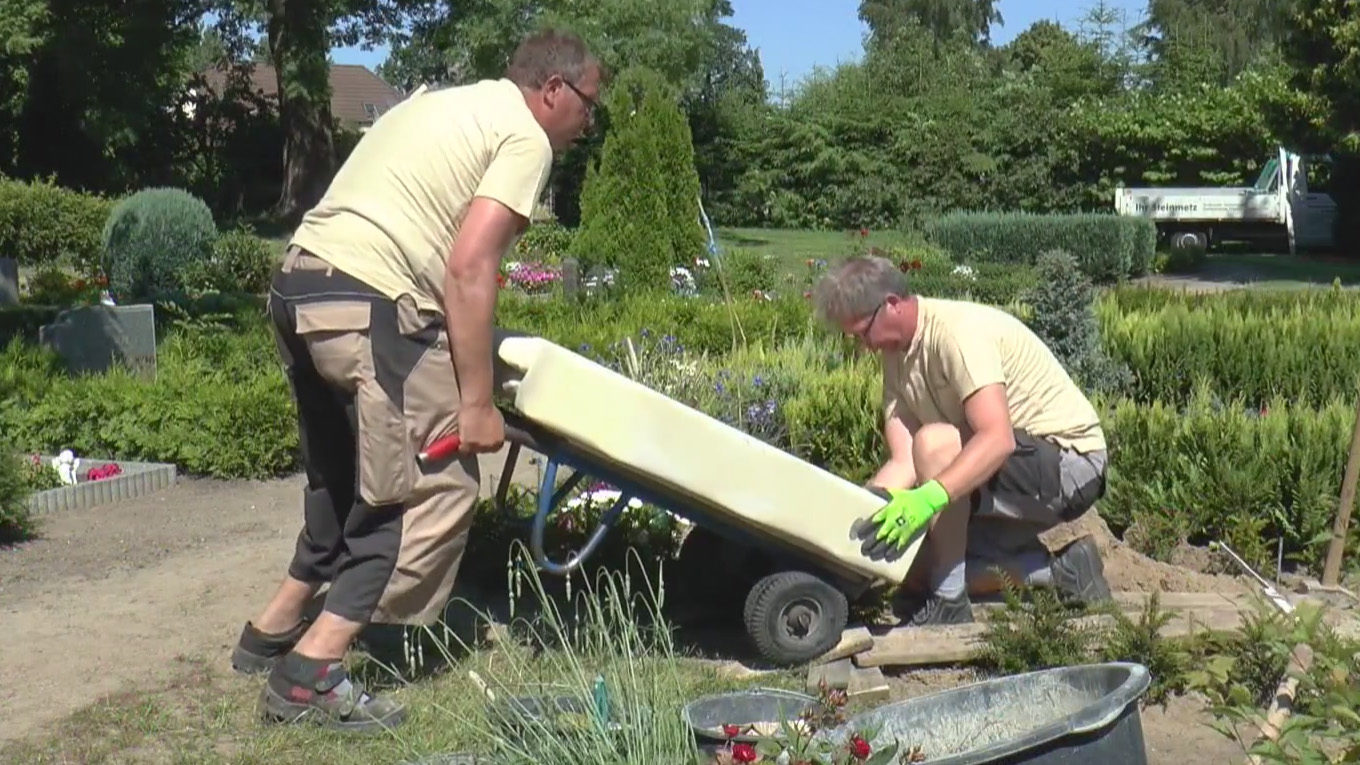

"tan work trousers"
[267, 246, 480, 625]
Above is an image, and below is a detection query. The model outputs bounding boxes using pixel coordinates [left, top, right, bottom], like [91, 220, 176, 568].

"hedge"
[924, 212, 1155, 284]
[1098, 285, 1360, 407]
[0, 176, 115, 272]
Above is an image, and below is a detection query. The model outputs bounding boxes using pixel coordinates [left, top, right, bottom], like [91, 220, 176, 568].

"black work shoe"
[231, 620, 309, 675]
[897, 592, 975, 627]
[261, 652, 406, 732]
[1050, 535, 1113, 606]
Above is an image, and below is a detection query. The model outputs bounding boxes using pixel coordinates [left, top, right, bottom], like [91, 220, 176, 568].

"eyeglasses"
[561, 79, 598, 124]
[854, 302, 884, 341]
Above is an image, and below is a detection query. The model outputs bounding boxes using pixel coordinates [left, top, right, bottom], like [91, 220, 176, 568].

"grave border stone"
[27, 454, 178, 513]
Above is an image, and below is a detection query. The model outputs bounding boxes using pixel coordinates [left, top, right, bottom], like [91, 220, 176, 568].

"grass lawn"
[2, 645, 783, 765]
[714, 227, 919, 261]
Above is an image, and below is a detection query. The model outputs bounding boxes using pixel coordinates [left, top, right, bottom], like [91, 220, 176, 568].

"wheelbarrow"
[416, 330, 924, 667]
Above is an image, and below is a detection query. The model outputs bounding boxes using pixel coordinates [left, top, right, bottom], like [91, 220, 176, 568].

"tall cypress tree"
[570, 66, 705, 293]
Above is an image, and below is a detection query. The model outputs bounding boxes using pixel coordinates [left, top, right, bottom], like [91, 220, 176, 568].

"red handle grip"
[418, 434, 461, 464]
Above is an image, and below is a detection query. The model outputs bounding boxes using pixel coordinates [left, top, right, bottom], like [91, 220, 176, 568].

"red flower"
[859, 228, 869, 237]
[848, 735, 872, 760]
[731, 743, 758, 763]
[802, 290, 812, 299]
[74, 278, 86, 290]
[722, 724, 741, 739]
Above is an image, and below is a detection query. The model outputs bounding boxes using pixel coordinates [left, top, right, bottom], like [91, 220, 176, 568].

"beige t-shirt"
[289, 78, 554, 314]
[882, 297, 1106, 453]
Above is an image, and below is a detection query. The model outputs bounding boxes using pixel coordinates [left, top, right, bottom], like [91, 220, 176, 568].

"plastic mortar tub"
[824, 662, 1154, 765]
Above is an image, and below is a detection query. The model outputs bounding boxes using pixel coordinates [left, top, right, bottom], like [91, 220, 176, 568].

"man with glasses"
[228, 29, 604, 732]
[813, 255, 1113, 627]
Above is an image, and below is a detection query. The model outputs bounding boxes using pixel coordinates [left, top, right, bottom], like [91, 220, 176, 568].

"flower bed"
[26, 452, 177, 513]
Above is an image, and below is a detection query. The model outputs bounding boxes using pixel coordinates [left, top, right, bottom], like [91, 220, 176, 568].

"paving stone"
[806, 656, 852, 692]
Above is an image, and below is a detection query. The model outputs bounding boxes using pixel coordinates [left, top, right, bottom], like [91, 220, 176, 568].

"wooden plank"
[813, 626, 875, 665]
[854, 604, 1249, 669]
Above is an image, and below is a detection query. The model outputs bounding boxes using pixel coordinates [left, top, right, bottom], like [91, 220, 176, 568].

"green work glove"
[865, 480, 951, 551]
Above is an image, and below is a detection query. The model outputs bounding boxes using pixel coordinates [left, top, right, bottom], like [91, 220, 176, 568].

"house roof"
[199, 62, 406, 127]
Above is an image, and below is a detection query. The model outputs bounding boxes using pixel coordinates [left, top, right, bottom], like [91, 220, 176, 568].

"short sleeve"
[881, 352, 904, 424]
[474, 127, 553, 220]
[933, 323, 1006, 402]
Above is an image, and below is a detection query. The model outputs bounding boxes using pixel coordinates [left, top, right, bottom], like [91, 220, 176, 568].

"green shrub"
[0, 176, 115, 273]
[711, 247, 779, 295]
[1023, 249, 1131, 395]
[185, 226, 277, 294]
[1097, 285, 1360, 407]
[514, 220, 574, 265]
[570, 67, 705, 291]
[0, 444, 40, 544]
[102, 187, 217, 303]
[1128, 218, 1158, 276]
[906, 261, 1040, 307]
[0, 326, 297, 480]
[0, 305, 63, 346]
[1098, 389, 1357, 577]
[496, 291, 818, 357]
[782, 354, 883, 484]
[924, 211, 1155, 284]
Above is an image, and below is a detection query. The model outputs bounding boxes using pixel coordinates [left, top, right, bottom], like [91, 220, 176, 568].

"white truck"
[1113, 146, 1337, 254]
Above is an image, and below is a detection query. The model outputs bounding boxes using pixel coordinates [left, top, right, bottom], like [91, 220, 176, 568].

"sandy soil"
[0, 447, 543, 749]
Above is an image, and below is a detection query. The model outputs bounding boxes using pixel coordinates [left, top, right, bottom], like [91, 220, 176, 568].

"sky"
[330, 0, 1151, 88]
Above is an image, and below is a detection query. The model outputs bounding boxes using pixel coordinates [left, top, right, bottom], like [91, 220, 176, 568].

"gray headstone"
[38, 304, 157, 377]
[560, 257, 581, 296]
[0, 257, 18, 306]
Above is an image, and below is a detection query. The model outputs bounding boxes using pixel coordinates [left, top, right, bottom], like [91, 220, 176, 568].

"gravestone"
[38, 303, 157, 376]
[560, 257, 581, 296]
[0, 257, 18, 306]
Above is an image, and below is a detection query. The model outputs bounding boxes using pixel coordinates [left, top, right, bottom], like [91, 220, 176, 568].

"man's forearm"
[443, 255, 498, 408]
[932, 429, 1014, 502]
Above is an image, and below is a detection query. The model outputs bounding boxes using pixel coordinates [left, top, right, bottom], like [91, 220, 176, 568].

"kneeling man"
[813, 255, 1112, 626]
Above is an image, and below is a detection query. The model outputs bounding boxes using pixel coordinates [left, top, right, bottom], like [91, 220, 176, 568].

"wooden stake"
[1245, 643, 1315, 765]
[1322, 394, 1360, 587]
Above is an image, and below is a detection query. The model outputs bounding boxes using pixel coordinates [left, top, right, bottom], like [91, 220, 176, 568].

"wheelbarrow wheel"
[743, 570, 848, 667]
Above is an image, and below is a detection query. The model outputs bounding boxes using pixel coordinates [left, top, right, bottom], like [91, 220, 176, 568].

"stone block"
[27, 455, 177, 513]
[561, 257, 581, 296]
[846, 666, 891, 704]
[0, 257, 18, 306]
[806, 657, 852, 692]
[38, 303, 157, 376]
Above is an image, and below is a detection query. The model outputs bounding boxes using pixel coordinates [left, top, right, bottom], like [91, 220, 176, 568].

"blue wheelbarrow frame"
[419, 407, 892, 666]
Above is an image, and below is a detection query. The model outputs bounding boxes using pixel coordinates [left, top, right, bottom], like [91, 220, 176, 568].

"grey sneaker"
[261, 653, 406, 732]
[1050, 536, 1113, 606]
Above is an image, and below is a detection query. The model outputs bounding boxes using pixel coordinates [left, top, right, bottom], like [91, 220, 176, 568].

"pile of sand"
[1039, 510, 1250, 595]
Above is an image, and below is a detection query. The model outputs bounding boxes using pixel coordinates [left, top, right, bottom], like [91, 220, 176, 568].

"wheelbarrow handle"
[418, 423, 540, 467]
